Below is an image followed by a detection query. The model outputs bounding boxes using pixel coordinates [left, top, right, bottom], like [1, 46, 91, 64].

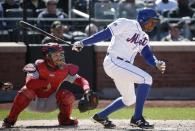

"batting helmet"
[137, 8, 159, 25]
[42, 43, 63, 56]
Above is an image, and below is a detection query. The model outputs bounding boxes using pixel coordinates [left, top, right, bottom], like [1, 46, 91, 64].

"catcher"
[2, 43, 98, 128]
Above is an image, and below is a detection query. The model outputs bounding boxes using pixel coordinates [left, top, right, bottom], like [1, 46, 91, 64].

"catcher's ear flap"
[78, 97, 90, 113]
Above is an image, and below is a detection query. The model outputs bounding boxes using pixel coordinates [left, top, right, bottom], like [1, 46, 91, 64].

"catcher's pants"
[26, 92, 58, 113]
[103, 55, 152, 106]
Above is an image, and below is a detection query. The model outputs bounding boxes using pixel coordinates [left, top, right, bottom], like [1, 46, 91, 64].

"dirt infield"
[0, 120, 194, 131]
[0, 101, 194, 130]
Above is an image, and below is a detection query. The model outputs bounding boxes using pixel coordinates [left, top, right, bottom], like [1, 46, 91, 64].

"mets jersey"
[107, 18, 149, 64]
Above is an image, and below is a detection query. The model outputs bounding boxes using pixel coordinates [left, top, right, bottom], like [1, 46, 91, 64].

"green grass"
[0, 107, 195, 120]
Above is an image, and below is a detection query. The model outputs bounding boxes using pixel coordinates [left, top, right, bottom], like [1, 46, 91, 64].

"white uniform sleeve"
[108, 18, 130, 36]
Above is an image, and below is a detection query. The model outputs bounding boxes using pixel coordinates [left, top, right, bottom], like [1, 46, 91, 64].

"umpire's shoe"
[92, 114, 116, 128]
[130, 116, 154, 129]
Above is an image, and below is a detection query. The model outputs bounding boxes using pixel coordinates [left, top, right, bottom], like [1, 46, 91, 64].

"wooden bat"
[19, 21, 72, 46]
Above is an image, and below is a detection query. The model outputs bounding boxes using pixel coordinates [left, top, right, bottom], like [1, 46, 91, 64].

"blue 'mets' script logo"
[126, 33, 148, 46]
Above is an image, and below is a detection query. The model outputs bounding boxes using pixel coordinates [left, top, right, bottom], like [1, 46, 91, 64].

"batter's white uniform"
[103, 18, 152, 106]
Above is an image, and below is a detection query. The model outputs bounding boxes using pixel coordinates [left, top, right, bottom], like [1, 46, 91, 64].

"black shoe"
[2, 117, 15, 128]
[92, 114, 116, 128]
[130, 116, 154, 129]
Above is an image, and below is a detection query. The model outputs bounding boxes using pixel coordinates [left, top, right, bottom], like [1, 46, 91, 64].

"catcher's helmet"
[42, 43, 63, 56]
[42, 43, 65, 69]
[137, 8, 159, 25]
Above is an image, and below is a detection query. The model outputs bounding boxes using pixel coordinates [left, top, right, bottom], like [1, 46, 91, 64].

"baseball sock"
[8, 92, 32, 121]
[97, 97, 125, 118]
[133, 84, 150, 120]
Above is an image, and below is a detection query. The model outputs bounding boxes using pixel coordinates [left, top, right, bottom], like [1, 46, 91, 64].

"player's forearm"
[141, 45, 157, 67]
[73, 76, 90, 91]
[81, 28, 112, 45]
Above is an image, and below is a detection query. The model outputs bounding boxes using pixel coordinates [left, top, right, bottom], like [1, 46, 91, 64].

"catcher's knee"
[121, 95, 136, 106]
[56, 89, 75, 105]
[19, 86, 36, 100]
[144, 74, 153, 85]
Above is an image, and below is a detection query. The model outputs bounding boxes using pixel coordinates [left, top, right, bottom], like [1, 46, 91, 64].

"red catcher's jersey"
[27, 59, 77, 98]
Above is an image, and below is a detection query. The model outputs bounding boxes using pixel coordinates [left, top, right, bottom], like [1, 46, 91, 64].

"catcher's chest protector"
[35, 60, 70, 97]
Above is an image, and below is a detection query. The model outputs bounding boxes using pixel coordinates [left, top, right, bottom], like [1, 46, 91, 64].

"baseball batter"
[2, 43, 91, 128]
[72, 8, 166, 129]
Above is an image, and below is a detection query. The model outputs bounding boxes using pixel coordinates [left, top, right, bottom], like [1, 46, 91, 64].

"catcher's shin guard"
[56, 89, 78, 126]
[2, 87, 36, 128]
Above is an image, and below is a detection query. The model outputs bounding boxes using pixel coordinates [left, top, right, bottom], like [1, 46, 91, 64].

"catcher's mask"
[42, 43, 65, 69]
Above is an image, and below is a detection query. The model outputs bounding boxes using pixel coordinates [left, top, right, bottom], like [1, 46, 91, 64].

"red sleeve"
[73, 76, 90, 91]
[67, 64, 79, 76]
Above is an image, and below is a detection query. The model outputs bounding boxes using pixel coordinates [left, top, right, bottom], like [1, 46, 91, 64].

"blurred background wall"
[0, 42, 195, 101]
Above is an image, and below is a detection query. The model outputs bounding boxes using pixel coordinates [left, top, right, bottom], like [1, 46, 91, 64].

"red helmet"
[42, 43, 63, 56]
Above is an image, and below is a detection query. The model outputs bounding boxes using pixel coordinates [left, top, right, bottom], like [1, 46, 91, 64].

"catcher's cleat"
[2, 117, 15, 128]
[92, 114, 116, 128]
[130, 116, 154, 129]
[59, 118, 78, 126]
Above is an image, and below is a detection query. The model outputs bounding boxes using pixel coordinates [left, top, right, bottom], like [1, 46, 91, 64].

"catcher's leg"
[2, 87, 36, 128]
[56, 89, 78, 126]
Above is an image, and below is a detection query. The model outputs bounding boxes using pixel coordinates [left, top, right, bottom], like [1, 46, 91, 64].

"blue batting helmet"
[137, 8, 159, 24]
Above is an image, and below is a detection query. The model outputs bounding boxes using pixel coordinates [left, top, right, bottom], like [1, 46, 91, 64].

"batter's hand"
[156, 60, 166, 74]
[72, 41, 84, 52]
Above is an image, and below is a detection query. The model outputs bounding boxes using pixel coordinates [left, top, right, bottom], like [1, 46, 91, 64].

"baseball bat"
[19, 21, 72, 46]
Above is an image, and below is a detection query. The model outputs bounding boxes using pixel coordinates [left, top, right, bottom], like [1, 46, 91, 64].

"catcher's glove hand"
[78, 90, 99, 113]
[0, 81, 13, 91]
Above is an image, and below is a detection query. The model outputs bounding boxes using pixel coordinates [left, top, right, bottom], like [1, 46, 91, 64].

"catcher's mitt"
[0, 81, 13, 91]
[78, 90, 98, 113]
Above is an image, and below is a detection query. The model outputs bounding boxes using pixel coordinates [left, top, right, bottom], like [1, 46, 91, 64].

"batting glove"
[156, 60, 166, 74]
[72, 41, 84, 52]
